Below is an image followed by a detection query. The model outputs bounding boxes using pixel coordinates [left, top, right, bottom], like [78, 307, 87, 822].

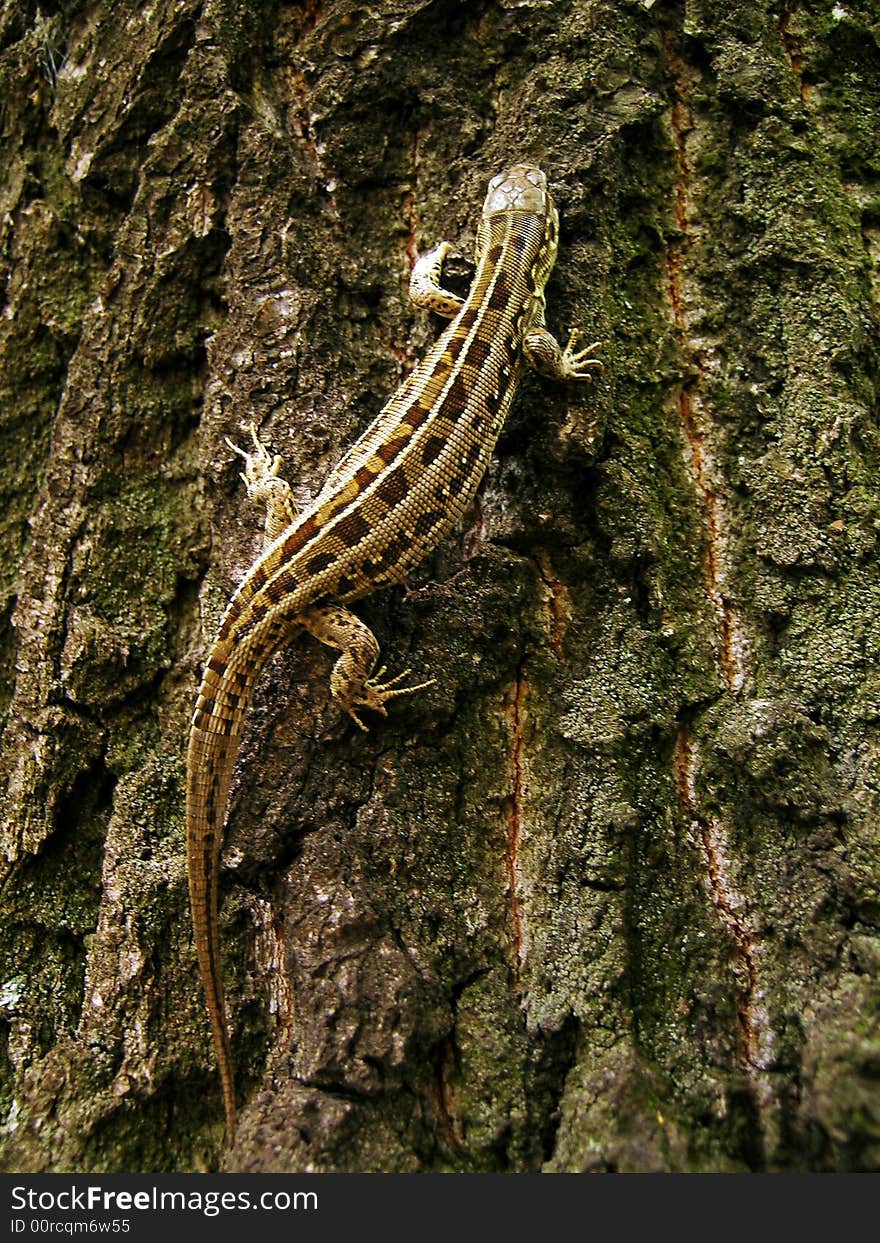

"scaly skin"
[186, 164, 602, 1140]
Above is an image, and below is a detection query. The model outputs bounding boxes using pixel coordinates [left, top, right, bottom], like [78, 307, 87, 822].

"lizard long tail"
[186, 711, 241, 1139]
[186, 618, 291, 1141]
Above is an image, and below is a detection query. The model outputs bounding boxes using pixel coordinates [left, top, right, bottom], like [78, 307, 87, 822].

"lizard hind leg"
[300, 604, 435, 731]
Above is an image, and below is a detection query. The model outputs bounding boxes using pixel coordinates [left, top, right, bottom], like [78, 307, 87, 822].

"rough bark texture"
[0, 0, 878, 1173]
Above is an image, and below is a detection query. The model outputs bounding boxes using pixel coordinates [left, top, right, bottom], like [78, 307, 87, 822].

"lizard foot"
[561, 330, 604, 381]
[225, 422, 285, 501]
[342, 667, 437, 732]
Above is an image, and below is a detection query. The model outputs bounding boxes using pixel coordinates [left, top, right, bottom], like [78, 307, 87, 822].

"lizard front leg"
[300, 604, 434, 731]
[522, 296, 603, 383]
[226, 422, 299, 547]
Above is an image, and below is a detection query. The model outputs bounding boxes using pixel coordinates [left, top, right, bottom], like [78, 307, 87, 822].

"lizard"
[186, 163, 602, 1141]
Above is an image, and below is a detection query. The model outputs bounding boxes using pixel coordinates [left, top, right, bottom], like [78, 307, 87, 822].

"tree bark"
[1, 0, 878, 1173]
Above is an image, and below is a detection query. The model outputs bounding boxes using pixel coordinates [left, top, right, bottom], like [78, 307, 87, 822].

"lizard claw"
[561, 330, 603, 381]
[226, 423, 284, 499]
[341, 667, 437, 731]
[368, 666, 437, 701]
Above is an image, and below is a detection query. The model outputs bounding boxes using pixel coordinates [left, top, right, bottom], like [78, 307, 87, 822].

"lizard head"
[481, 164, 560, 293]
[483, 164, 551, 217]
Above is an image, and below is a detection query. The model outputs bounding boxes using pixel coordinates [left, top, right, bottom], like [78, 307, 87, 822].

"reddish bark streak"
[777, 7, 811, 107]
[663, 35, 744, 695]
[664, 34, 766, 1096]
[534, 551, 570, 659]
[675, 729, 763, 1070]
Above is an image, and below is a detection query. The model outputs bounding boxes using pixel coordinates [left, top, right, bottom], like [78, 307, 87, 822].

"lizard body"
[186, 164, 601, 1139]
